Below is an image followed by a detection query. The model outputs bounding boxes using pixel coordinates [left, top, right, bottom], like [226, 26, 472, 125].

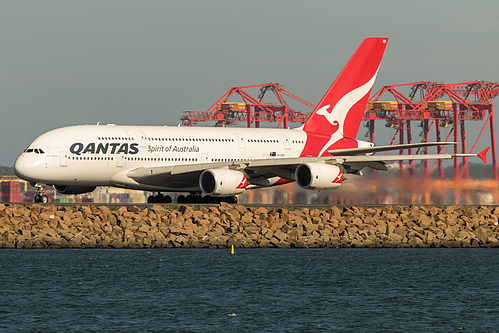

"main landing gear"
[33, 184, 49, 203]
[147, 193, 237, 204]
[147, 193, 172, 204]
[177, 194, 237, 204]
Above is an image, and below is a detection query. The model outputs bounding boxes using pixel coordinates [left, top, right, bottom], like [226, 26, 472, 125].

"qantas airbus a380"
[14, 38, 487, 203]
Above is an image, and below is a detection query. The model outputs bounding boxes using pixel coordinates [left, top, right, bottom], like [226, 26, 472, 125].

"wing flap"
[338, 153, 457, 163]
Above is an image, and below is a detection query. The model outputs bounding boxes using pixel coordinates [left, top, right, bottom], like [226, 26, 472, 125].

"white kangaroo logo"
[316, 104, 338, 127]
[316, 68, 380, 156]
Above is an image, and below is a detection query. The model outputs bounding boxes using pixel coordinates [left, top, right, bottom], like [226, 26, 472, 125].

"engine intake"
[295, 163, 343, 190]
[199, 169, 247, 197]
[54, 185, 96, 195]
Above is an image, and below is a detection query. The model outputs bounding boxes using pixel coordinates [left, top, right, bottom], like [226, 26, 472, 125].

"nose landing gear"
[33, 185, 48, 203]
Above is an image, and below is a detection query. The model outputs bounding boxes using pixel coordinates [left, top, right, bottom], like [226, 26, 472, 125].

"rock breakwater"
[1, 203, 498, 249]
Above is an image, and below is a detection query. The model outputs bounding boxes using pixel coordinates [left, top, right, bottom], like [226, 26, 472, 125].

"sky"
[1, 0, 498, 167]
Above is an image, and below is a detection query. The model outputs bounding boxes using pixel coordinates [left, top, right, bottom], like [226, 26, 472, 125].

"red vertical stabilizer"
[300, 37, 388, 157]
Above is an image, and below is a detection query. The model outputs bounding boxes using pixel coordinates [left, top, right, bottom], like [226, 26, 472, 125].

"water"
[0, 249, 498, 332]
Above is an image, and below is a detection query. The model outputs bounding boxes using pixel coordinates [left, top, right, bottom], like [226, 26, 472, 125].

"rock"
[128, 205, 141, 214]
[273, 230, 288, 242]
[138, 225, 150, 233]
[254, 207, 268, 216]
[385, 223, 396, 235]
[240, 213, 253, 224]
[474, 227, 489, 243]
[150, 204, 166, 216]
[218, 202, 234, 212]
[244, 226, 261, 235]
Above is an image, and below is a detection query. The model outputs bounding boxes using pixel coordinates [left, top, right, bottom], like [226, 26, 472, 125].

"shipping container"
[2, 181, 21, 193]
[423, 100, 452, 111]
[2, 192, 22, 203]
[216, 102, 246, 112]
[368, 101, 398, 111]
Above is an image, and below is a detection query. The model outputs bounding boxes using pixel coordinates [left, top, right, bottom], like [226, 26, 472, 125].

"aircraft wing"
[127, 147, 489, 188]
[327, 142, 456, 156]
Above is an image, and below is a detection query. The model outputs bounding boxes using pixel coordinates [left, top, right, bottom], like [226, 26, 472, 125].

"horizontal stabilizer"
[477, 147, 490, 164]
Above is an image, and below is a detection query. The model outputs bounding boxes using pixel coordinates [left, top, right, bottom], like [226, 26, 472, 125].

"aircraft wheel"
[40, 195, 49, 204]
[34, 194, 41, 203]
[204, 196, 216, 204]
[164, 195, 172, 204]
[147, 195, 156, 203]
[177, 195, 185, 204]
[219, 196, 237, 204]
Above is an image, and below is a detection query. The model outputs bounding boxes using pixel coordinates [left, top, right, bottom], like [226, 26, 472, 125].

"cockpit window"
[24, 148, 45, 154]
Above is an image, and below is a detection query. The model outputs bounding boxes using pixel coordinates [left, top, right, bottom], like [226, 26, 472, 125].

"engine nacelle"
[54, 185, 96, 195]
[295, 163, 343, 190]
[199, 169, 247, 197]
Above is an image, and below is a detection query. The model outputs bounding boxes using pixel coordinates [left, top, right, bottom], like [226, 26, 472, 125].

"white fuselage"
[15, 124, 322, 191]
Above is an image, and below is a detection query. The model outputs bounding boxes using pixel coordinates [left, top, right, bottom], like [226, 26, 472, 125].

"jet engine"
[295, 163, 343, 190]
[54, 185, 97, 195]
[199, 169, 247, 197]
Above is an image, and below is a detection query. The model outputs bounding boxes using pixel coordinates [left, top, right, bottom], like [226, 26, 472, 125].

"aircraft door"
[280, 134, 291, 150]
[59, 151, 68, 167]
[116, 153, 125, 167]
[135, 131, 146, 147]
[235, 133, 246, 149]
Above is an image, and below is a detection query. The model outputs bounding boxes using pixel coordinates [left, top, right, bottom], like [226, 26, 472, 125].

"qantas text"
[70, 143, 139, 155]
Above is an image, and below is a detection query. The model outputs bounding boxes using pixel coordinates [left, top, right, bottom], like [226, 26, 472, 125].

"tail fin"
[302, 38, 388, 139]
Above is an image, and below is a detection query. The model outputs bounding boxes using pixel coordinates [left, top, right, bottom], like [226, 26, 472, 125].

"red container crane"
[364, 81, 498, 180]
[181, 83, 314, 128]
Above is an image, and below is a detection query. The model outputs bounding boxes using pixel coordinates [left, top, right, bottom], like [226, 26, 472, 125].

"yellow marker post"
[230, 244, 235, 255]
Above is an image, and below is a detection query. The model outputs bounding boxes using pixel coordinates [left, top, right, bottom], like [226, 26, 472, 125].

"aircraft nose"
[14, 154, 37, 182]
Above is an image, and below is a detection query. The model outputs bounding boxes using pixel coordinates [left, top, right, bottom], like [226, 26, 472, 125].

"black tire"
[191, 195, 202, 203]
[40, 195, 48, 204]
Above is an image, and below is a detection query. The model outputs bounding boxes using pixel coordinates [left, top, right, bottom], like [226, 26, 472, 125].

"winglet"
[477, 147, 490, 164]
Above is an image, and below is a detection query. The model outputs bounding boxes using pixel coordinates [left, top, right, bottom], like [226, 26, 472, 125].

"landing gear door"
[59, 151, 68, 167]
